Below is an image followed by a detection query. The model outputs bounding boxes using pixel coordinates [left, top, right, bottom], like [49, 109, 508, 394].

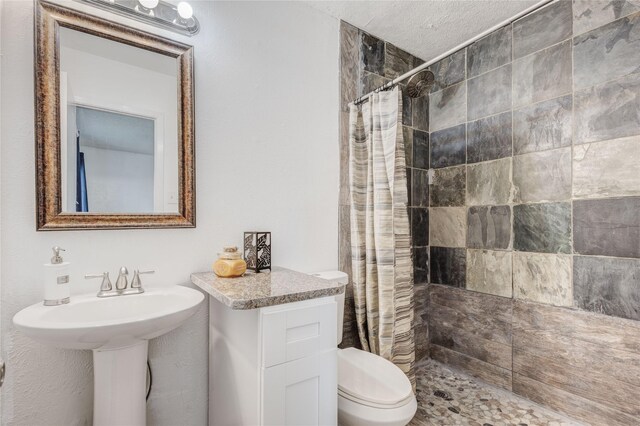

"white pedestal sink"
[13, 286, 204, 426]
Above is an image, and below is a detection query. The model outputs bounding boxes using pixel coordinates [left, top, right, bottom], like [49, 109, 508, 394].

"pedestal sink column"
[93, 341, 148, 426]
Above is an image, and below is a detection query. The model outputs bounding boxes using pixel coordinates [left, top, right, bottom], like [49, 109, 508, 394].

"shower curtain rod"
[351, 0, 555, 105]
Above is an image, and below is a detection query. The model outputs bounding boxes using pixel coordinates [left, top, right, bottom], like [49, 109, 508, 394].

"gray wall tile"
[513, 95, 572, 155]
[574, 12, 640, 90]
[467, 158, 513, 206]
[412, 168, 430, 207]
[401, 85, 413, 126]
[513, 147, 572, 203]
[574, 197, 640, 258]
[514, 202, 572, 254]
[467, 249, 513, 298]
[467, 25, 512, 78]
[468, 64, 512, 121]
[414, 285, 430, 360]
[513, 40, 572, 108]
[361, 32, 384, 75]
[430, 165, 466, 207]
[411, 207, 429, 247]
[384, 43, 418, 79]
[574, 72, 640, 144]
[403, 125, 413, 167]
[413, 129, 429, 169]
[340, 22, 360, 111]
[573, 0, 640, 35]
[430, 124, 466, 169]
[412, 94, 430, 132]
[360, 71, 390, 95]
[467, 112, 513, 163]
[513, 0, 573, 59]
[574, 255, 640, 320]
[429, 49, 466, 93]
[573, 136, 640, 199]
[430, 207, 467, 247]
[414, 246, 430, 284]
[429, 81, 467, 131]
[467, 205, 512, 250]
[430, 246, 467, 287]
[513, 253, 572, 307]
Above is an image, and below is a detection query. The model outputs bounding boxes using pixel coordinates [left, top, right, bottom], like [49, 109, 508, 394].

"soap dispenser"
[43, 246, 71, 306]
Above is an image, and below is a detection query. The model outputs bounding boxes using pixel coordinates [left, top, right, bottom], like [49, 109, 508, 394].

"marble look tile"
[412, 168, 429, 207]
[513, 252, 572, 307]
[430, 247, 466, 287]
[401, 85, 413, 126]
[414, 246, 430, 284]
[412, 94, 429, 132]
[573, 136, 640, 199]
[413, 130, 429, 169]
[340, 22, 360, 111]
[413, 285, 429, 360]
[430, 124, 466, 169]
[411, 208, 429, 247]
[467, 26, 512, 78]
[430, 166, 466, 207]
[339, 111, 351, 206]
[429, 81, 466, 132]
[360, 71, 390, 96]
[574, 11, 640, 90]
[430, 207, 467, 248]
[403, 126, 413, 167]
[338, 205, 352, 276]
[467, 158, 513, 206]
[467, 112, 513, 163]
[513, 0, 573, 59]
[361, 32, 384, 75]
[429, 49, 466, 93]
[384, 43, 418, 79]
[466, 249, 513, 298]
[573, 0, 640, 35]
[513, 95, 573, 155]
[513, 202, 572, 254]
[573, 197, 640, 258]
[574, 72, 640, 144]
[574, 255, 640, 320]
[513, 147, 572, 203]
[513, 40, 572, 108]
[467, 64, 512, 121]
[407, 167, 412, 206]
[467, 205, 511, 250]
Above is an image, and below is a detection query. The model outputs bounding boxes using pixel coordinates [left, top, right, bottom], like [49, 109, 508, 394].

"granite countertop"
[190, 266, 345, 310]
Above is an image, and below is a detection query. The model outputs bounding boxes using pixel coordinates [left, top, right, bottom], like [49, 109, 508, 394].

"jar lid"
[218, 246, 242, 260]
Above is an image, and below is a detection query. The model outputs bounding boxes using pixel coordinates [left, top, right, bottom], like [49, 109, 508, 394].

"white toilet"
[312, 271, 418, 426]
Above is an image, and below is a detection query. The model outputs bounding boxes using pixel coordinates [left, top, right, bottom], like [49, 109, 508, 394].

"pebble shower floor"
[409, 359, 583, 426]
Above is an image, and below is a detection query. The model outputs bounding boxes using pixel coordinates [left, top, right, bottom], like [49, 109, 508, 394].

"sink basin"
[14, 286, 204, 350]
[13, 285, 204, 426]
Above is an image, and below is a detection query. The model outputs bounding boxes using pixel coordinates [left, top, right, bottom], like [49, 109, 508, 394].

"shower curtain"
[348, 87, 415, 387]
[76, 131, 89, 212]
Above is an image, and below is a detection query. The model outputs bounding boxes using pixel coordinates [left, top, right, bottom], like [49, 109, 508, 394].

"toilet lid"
[338, 348, 413, 408]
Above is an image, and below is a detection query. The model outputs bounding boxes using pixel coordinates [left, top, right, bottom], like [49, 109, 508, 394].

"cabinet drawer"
[262, 298, 336, 368]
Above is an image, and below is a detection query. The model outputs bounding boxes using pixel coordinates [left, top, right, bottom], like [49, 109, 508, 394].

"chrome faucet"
[85, 267, 154, 298]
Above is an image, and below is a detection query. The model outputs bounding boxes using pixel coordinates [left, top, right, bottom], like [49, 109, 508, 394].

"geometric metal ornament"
[243, 232, 271, 273]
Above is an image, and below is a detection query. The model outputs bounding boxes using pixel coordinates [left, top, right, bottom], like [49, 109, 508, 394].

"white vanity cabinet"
[209, 295, 338, 426]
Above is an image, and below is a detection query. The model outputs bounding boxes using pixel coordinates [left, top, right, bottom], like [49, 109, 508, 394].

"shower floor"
[409, 358, 583, 426]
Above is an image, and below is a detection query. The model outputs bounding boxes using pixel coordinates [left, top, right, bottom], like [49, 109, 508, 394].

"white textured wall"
[0, 1, 339, 424]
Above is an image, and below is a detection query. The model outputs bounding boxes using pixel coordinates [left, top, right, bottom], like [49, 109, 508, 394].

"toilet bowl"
[311, 271, 417, 426]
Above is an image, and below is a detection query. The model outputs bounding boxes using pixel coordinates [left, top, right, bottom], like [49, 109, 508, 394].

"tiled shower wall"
[339, 1, 640, 424]
[338, 22, 430, 356]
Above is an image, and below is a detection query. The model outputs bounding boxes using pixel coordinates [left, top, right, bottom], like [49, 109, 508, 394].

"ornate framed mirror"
[35, 1, 195, 230]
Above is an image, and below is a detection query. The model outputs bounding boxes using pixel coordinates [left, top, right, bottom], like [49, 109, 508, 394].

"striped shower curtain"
[348, 87, 415, 387]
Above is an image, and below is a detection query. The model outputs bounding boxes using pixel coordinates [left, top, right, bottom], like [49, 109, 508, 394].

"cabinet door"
[262, 349, 337, 426]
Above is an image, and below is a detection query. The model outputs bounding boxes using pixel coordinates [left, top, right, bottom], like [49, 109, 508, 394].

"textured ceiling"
[306, 0, 540, 61]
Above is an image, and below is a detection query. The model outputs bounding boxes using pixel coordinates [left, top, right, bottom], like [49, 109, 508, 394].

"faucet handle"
[131, 270, 155, 289]
[85, 272, 112, 292]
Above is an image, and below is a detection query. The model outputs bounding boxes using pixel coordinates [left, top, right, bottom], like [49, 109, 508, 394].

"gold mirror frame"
[35, 1, 195, 230]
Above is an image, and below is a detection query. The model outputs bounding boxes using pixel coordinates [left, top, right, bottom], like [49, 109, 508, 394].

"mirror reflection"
[59, 27, 179, 214]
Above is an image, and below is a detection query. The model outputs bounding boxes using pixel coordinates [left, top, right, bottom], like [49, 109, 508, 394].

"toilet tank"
[309, 271, 349, 345]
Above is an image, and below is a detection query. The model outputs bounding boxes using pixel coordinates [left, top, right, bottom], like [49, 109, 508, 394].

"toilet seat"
[338, 348, 413, 409]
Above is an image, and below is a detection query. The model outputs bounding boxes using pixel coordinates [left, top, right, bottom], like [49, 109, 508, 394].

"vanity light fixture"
[77, 0, 200, 36]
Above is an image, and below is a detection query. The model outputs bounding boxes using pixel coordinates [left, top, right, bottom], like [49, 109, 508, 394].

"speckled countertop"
[190, 267, 345, 310]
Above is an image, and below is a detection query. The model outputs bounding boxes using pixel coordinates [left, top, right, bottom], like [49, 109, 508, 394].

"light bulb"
[177, 2, 193, 19]
[138, 0, 159, 9]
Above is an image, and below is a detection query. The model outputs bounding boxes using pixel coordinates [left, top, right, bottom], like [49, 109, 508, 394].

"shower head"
[406, 70, 435, 98]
